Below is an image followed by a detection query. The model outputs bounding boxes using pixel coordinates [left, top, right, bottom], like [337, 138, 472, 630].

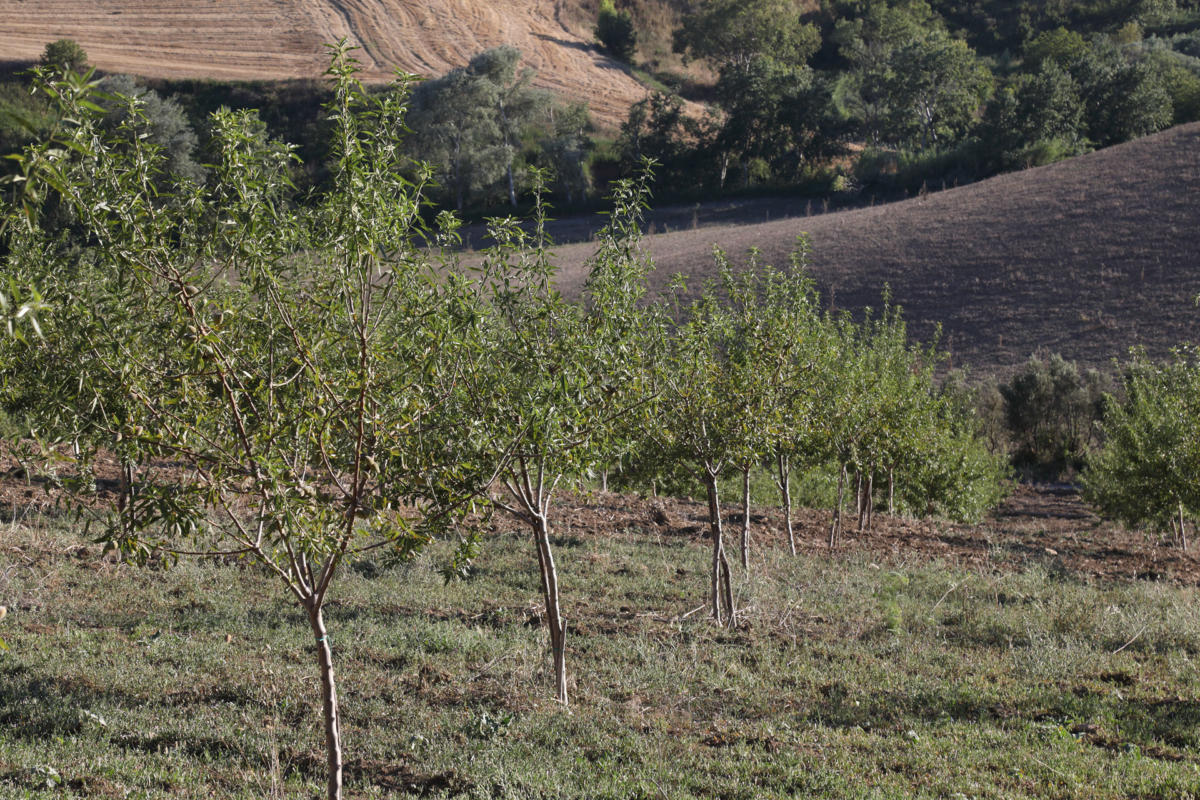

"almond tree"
[759, 244, 830, 555]
[1084, 351, 1200, 550]
[455, 172, 656, 703]
[1, 46, 498, 800]
[655, 258, 750, 626]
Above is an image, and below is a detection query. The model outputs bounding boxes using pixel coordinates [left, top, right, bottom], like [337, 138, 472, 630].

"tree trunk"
[1179, 502, 1189, 552]
[307, 604, 343, 800]
[865, 471, 874, 531]
[888, 466, 895, 515]
[533, 513, 568, 704]
[704, 471, 735, 627]
[600, 466, 608, 493]
[740, 465, 751, 570]
[830, 465, 845, 548]
[856, 470, 867, 532]
[776, 450, 795, 556]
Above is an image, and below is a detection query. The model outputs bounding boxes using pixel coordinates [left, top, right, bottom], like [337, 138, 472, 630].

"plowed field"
[549, 122, 1200, 373]
[0, 0, 652, 127]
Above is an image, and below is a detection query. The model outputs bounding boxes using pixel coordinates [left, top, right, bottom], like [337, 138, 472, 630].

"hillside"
[551, 123, 1200, 374]
[0, 0, 654, 127]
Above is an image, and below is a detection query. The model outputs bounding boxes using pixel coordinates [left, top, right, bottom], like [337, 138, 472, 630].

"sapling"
[1, 46, 498, 800]
[456, 170, 657, 703]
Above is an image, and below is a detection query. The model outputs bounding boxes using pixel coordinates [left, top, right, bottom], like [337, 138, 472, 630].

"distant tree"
[1061, 39, 1173, 146]
[618, 91, 715, 190]
[714, 55, 841, 187]
[40, 39, 88, 73]
[672, 0, 821, 70]
[408, 66, 506, 210]
[538, 101, 594, 204]
[882, 29, 992, 149]
[1023, 27, 1089, 70]
[978, 62, 1085, 169]
[466, 47, 552, 207]
[832, 1, 940, 146]
[408, 47, 550, 210]
[596, 0, 638, 62]
[1146, 49, 1200, 124]
[95, 75, 204, 184]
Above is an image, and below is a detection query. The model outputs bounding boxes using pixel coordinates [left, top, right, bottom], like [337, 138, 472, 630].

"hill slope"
[552, 123, 1200, 373]
[0, 0, 650, 127]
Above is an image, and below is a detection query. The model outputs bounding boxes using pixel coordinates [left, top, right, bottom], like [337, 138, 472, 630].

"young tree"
[455, 172, 657, 703]
[1084, 352, 1200, 550]
[655, 257, 752, 625]
[596, 0, 638, 62]
[2, 46, 497, 800]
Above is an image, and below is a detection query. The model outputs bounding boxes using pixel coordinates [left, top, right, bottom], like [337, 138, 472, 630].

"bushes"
[596, 0, 638, 62]
[1084, 350, 1200, 548]
[999, 354, 1108, 478]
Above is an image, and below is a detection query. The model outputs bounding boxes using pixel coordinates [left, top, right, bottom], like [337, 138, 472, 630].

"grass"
[1, 505, 1199, 799]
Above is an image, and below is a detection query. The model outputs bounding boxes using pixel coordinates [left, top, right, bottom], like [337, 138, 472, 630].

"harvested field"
[0, 0, 657, 127]
[549, 123, 1200, 373]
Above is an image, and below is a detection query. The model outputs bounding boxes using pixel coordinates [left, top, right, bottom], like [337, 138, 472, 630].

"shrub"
[39, 39, 88, 73]
[596, 0, 638, 62]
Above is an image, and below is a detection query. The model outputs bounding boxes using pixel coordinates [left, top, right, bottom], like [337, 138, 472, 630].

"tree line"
[0, 49, 1011, 799]
[10, 0, 1200, 217]
[621, 0, 1200, 198]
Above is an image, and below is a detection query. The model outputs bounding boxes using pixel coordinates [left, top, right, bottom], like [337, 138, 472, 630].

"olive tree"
[1, 46, 497, 800]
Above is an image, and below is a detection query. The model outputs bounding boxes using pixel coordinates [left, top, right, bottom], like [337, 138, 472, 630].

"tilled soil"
[549, 123, 1200, 375]
[540, 483, 1200, 586]
[3, 444, 1195, 585]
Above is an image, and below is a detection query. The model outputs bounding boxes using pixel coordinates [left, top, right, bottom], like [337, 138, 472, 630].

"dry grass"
[549, 123, 1200, 374]
[0, 0, 668, 128]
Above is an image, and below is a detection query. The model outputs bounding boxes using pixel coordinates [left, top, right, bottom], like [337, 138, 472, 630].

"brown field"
[0, 0, 658, 128]
[549, 123, 1200, 374]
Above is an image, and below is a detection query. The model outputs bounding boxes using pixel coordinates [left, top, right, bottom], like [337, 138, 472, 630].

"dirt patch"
[3, 440, 1195, 586]
[540, 483, 1200, 587]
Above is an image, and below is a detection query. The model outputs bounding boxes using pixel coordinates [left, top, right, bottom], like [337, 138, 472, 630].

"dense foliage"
[11, 0, 1200, 213]
[1084, 350, 1200, 549]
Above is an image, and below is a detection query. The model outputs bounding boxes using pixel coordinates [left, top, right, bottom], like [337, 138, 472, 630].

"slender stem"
[307, 602, 343, 800]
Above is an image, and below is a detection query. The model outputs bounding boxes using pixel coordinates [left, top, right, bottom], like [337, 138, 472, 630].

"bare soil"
[0, 0, 661, 128]
[549, 485, 1200, 586]
[3, 447, 1194, 586]
[550, 123, 1200, 373]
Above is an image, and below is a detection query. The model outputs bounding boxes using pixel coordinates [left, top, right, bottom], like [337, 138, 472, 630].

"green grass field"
[1, 503, 1198, 799]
